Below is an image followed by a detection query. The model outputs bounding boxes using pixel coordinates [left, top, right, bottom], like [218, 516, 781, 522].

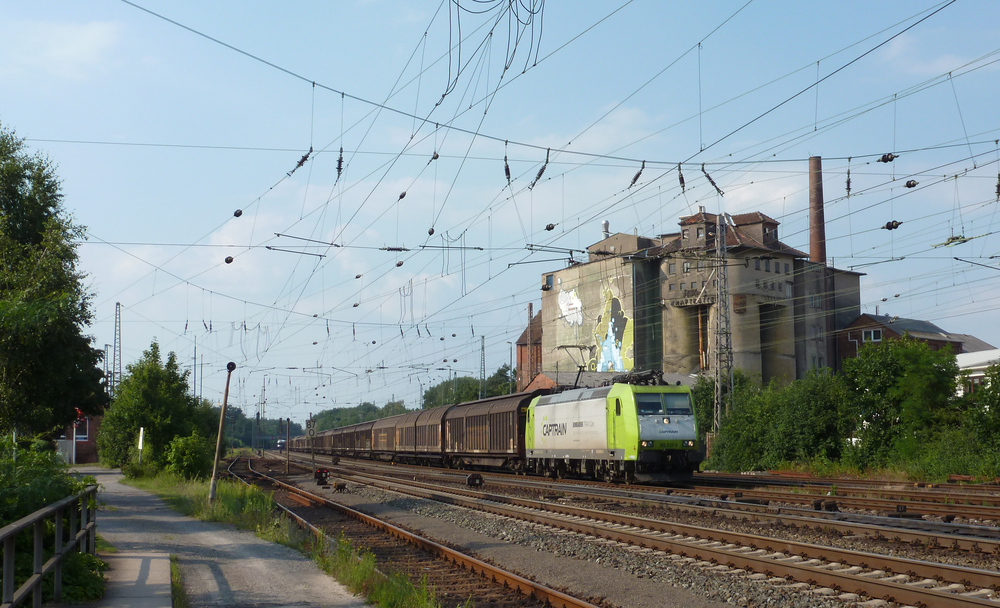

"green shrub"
[165, 432, 214, 480]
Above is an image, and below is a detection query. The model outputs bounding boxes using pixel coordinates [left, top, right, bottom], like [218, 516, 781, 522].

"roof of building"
[956, 348, 1000, 371]
[645, 226, 807, 259]
[730, 211, 778, 226]
[516, 311, 542, 346]
[859, 314, 962, 343]
[948, 333, 996, 353]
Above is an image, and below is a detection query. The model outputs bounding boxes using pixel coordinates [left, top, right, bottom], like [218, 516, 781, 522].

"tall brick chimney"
[809, 156, 826, 264]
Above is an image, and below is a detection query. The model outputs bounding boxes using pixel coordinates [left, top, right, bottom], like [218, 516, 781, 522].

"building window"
[702, 281, 707, 288]
[755, 259, 760, 270]
[811, 356, 817, 368]
[682, 261, 691, 273]
[818, 356, 824, 368]
[713, 280, 718, 286]
[862, 329, 882, 343]
[764, 259, 770, 272]
[682, 228, 689, 239]
[75, 418, 89, 441]
[697, 259, 705, 270]
[544, 274, 553, 289]
[680, 283, 686, 290]
[668, 283, 675, 291]
[668, 263, 676, 274]
[784, 263, 790, 274]
[697, 227, 704, 239]
[775, 263, 781, 274]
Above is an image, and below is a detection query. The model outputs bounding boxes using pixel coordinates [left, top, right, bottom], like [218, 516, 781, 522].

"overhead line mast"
[713, 215, 734, 433]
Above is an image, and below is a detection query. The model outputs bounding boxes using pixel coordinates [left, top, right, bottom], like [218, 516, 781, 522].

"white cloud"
[0, 20, 120, 81]
[879, 34, 966, 77]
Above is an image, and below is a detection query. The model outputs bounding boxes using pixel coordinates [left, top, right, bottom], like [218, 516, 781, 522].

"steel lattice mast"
[713, 214, 734, 432]
[112, 302, 122, 400]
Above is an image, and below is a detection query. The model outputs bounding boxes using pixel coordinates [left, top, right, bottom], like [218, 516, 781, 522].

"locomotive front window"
[636, 393, 693, 416]
[635, 394, 663, 415]
[662, 393, 693, 415]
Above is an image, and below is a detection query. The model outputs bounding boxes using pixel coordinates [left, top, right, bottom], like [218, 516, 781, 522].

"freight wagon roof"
[416, 406, 451, 425]
[395, 410, 423, 427]
[372, 415, 406, 430]
[448, 391, 537, 418]
[334, 420, 375, 434]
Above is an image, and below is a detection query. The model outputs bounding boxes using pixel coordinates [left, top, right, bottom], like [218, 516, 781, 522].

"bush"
[165, 432, 214, 480]
[1, 438, 106, 602]
[0, 436, 88, 524]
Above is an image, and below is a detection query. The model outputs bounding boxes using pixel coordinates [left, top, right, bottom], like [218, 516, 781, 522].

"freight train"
[289, 372, 702, 483]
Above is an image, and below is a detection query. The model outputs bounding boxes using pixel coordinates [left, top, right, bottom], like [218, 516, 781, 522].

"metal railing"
[1, 485, 98, 608]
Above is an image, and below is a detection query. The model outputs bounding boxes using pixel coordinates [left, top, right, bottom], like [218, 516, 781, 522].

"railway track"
[231, 456, 603, 608]
[274, 454, 1000, 607]
[282, 451, 1000, 556]
[283, 448, 1000, 525]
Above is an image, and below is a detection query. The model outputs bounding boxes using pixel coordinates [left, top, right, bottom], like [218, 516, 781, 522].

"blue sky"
[2, 1, 999, 424]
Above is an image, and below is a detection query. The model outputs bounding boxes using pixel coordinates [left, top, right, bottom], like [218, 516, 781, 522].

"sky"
[2, 1, 999, 425]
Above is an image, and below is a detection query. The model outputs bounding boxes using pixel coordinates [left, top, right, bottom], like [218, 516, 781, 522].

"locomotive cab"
[632, 389, 700, 481]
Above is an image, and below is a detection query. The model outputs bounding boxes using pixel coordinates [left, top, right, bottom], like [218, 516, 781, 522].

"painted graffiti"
[558, 289, 583, 325]
[587, 281, 634, 372]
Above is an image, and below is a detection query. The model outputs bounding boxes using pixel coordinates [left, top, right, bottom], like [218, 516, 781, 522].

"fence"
[1, 485, 98, 608]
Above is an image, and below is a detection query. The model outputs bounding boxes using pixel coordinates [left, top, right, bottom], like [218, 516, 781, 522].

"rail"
[239, 457, 600, 608]
[1, 485, 98, 608]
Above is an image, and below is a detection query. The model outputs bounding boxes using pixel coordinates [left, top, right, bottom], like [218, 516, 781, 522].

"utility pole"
[112, 303, 122, 399]
[713, 213, 734, 433]
[506, 341, 513, 394]
[526, 303, 534, 388]
[208, 362, 236, 504]
[479, 335, 486, 399]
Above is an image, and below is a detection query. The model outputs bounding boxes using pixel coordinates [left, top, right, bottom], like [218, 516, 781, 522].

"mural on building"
[558, 289, 583, 325]
[588, 282, 634, 372]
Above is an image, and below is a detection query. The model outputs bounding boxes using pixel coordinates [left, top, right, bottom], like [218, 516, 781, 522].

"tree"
[485, 364, 516, 396]
[419, 365, 515, 409]
[97, 342, 215, 471]
[0, 124, 108, 434]
[422, 376, 481, 408]
[840, 337, 959, 469]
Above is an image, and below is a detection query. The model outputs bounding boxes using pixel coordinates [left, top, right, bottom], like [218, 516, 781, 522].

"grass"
[122, 468, 456, 608]
[170, 555, 190, 608]
[95, 534, 116, 554]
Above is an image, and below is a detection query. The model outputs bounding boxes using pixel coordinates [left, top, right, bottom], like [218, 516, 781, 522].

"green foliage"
[165, 432, 214, 479]
[420, 364, 516, 409]
[98, 341, 217, 474]
[0, 123, 109, 434]
[711, 370, 854, 472]
[0, 438, 106, 602]
[0, 436, 90, 524]
[314, 401, 403, 431]
[841, 337, 959, 469]
[702, 338, 999, 482]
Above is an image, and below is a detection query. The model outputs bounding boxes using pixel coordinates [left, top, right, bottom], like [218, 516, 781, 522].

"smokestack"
[601, 220, 610, 240]
[809, 156, 826, 264]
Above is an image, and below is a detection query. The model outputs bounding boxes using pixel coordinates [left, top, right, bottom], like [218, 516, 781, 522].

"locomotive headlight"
[641, 440, 651, 448]
[682, 440, 695, 447]
[663, 417, 670, 424]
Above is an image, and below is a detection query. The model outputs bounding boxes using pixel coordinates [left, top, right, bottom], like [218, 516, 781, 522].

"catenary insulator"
[234, 209, 243, 217]
[904, 180, 918, 188]
[225, 256, 234, 264]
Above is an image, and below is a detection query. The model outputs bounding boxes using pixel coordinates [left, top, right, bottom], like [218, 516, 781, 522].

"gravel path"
[75, 466, 365, 608]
